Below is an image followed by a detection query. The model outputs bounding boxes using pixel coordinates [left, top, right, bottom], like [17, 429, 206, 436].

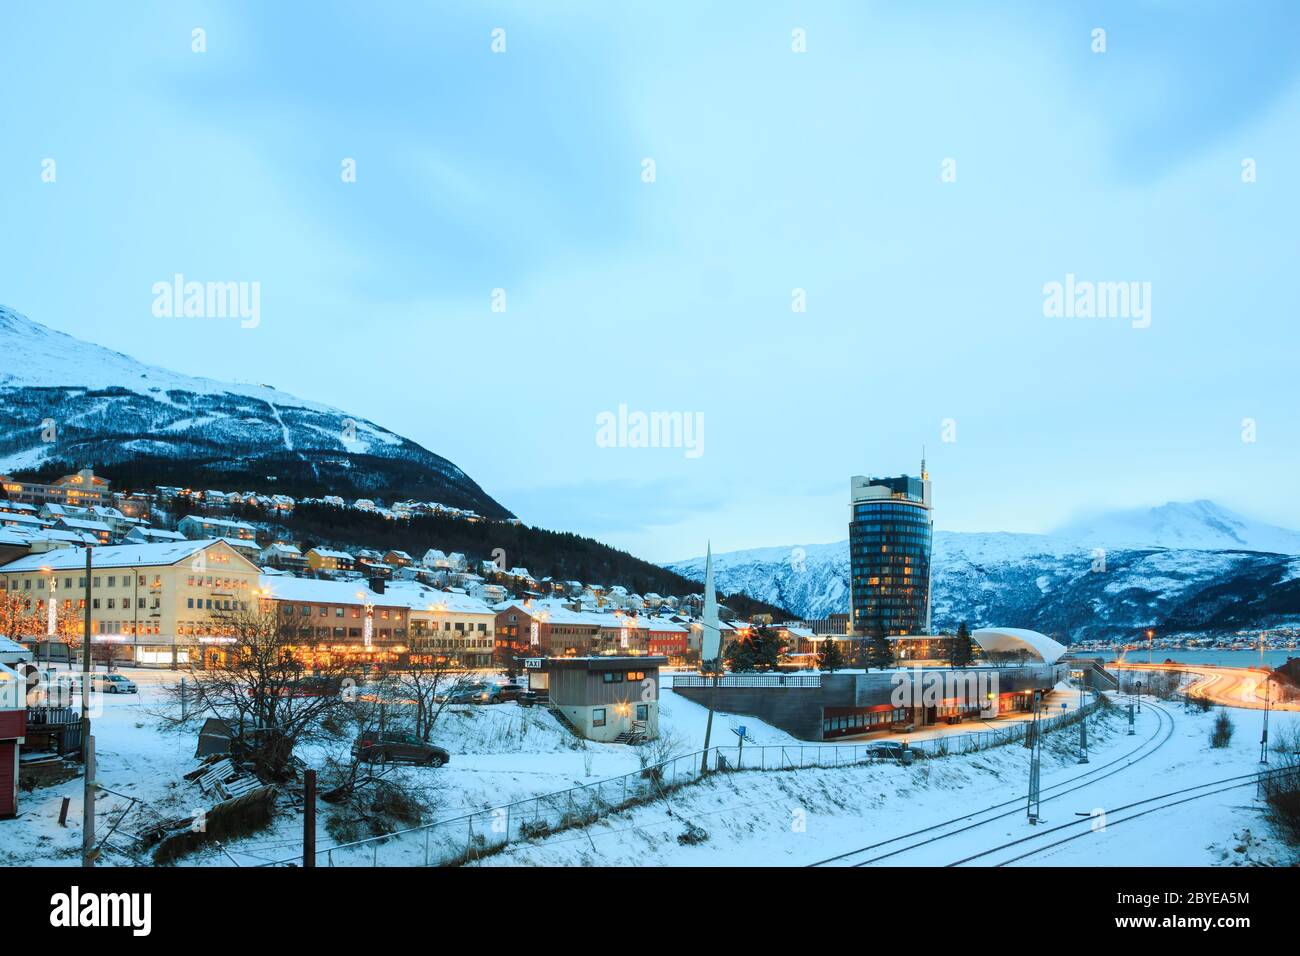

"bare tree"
[161, 602, 354, 781]
[390, 663, 479, 741]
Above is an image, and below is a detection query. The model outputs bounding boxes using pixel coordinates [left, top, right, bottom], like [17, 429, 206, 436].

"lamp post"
[1078, 679, 1089, 764]
[81, 544, 95, 868]
[1260, 675, 1271, 765]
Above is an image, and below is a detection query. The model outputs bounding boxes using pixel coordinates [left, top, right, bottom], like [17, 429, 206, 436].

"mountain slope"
[0, 305, 511, 516]
[1054, 500, 1300, 554]
[665, 504, 1300, 640]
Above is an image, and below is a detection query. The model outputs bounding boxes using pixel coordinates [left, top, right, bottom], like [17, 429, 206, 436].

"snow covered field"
[5, 669, 1295, 867]
[471, 699, 1300, 867]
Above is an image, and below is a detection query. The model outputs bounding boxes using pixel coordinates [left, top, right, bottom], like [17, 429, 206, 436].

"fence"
[671, 673, 822, 689]
[259, 694, 1101, 868]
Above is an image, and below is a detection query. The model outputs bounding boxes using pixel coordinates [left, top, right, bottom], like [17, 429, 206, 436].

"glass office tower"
[848, 471, 933, 636]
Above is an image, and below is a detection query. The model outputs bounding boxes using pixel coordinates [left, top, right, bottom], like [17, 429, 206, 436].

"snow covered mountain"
[0, 305, 511, 516]
[665, 504, 1300, 640]
[1054, 500, 1300, 554]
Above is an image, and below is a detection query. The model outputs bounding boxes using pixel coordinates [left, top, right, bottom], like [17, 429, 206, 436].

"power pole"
[700, 667, 718, 774]
[82, 734, 96, 867]
[1078, 680, 1089, 764]
[81, 545, 95, 868]
[1026, 690, 1043, 824]
[1260, 676, 1271, 765]
[303, 769, 316, 867]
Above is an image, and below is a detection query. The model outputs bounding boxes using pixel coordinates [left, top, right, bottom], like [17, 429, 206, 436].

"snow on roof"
[127, 527, 188, 542]
[0, 635, 29, 657]
[1, 512, 51, 526]
[263, 542, 302, 554]
[381, 581, 494, 615]
[57, 517, 112, 532]
[645, 620, 687, 633]
[257, 575, 402, 606]
[307, 548, 353, 559]
[0, 538, 238, 572]
[180, 516, 256, 532]
[972, 627, 1067, 664]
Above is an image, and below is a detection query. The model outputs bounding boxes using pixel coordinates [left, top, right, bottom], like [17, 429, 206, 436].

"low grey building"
[525, 656, 667, 743]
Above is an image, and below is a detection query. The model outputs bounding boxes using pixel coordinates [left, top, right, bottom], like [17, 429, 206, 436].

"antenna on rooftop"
[920, 445, 928, 482]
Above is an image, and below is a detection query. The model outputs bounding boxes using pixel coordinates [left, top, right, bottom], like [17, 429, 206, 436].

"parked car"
[92, 673, 138, 694]
[864, 742, 921, 761]
[352, 731, 450, 767]
[446, 682, 522, 705]
[494, 683, 526, 702]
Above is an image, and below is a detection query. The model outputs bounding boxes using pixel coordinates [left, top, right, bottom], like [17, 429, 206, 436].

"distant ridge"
[0, 305, 511, 516]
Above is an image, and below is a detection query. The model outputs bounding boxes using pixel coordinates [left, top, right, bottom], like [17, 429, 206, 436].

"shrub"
[1210, 711, 1234, 749]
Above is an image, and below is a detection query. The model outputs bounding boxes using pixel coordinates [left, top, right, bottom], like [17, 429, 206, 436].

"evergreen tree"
[723, 637, 757, 673]
[864, 624, 894, 671]
[951, 621, 975, 668]
[816, 638, 845, 673]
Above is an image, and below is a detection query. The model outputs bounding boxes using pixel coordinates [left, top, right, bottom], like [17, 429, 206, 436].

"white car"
[92, 673, 139, 694]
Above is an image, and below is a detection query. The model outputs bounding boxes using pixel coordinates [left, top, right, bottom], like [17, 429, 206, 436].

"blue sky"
[2, 2, 1298, 562]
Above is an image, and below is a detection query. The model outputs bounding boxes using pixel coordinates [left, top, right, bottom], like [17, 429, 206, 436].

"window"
[636, 704, 649, 721]
[592, 708, 606, 727]
[601, 672, 624, 684]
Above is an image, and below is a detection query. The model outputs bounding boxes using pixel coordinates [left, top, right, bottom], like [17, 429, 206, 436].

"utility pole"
[303, 769, 316, 867]
[1260, 676, 1271, 765]
[1026, 690, 1043, 824]
[81, 544, 95, 868]
[1077, 680, 1089, 764]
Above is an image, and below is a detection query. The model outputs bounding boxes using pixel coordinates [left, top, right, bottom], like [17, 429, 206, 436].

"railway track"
[808, 698, 1176, 867]
[949, 765, 1285, 867]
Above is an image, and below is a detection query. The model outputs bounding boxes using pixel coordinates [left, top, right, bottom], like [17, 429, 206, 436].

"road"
[1110, 661, 1300, 712]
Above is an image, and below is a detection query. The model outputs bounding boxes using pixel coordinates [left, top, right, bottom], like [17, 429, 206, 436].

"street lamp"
[1078, 679, 1089, 763]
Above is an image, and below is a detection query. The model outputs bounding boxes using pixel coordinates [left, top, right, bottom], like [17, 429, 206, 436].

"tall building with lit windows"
[848, 465, 933, 637]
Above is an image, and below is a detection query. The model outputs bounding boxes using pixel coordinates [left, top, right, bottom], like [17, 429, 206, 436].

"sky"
[2, 1, 1298, 563]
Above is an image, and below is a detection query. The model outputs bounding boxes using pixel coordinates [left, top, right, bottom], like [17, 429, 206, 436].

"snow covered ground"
[470, 699, 1300, 867]
[6, 669, 1295, 867]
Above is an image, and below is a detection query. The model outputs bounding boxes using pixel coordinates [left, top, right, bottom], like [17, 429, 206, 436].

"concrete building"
[673, 628, 1068, 741]
[0, 539, 261, 666]
[256, 575, 410, 668]
[0, 467, 111, 510]
[383, 581, 495, 668]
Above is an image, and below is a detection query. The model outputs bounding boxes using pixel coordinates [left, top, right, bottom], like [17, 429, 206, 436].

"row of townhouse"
[0, 539, 498, 669]
[156, 486, 296, 513]
[493, 600, 694, 665]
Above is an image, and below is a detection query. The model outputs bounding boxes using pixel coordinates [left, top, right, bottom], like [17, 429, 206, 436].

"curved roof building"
[971, 627, 1067, 664]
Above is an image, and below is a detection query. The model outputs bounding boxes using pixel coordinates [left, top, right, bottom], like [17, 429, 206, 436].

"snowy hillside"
[1055, 500, 1300, 554]
[666, 504, 1300, 640]
[0, 306, 511, 515]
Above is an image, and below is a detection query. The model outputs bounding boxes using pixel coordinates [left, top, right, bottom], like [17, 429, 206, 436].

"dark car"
[352, 731, 450, 767]
[446, 682, 522, 705]
[864, 742, 922, 761]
